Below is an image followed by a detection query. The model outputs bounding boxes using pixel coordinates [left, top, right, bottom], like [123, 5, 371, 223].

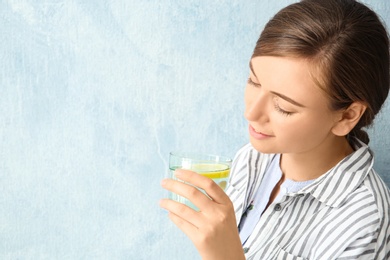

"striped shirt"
[238, 154, 315, 245]
[225, 140, 390, 259]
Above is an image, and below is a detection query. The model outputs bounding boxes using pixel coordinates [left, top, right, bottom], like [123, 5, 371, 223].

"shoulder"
[288, 174, 389, 259]
[363, 170, 390, 252]
[340, 169, 390, 258]
[356, 169, 390, 227]
[363, 169, 390, 212]
[334, 168, 390, 236]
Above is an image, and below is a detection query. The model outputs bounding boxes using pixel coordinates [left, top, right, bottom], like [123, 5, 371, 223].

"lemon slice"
[191, 163, 230, 179]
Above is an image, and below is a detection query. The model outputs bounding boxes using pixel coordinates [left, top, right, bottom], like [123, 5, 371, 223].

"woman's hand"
[160, 169, 245, 260]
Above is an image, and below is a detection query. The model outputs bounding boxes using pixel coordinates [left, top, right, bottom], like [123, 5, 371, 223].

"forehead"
[250, 56, 330, 108]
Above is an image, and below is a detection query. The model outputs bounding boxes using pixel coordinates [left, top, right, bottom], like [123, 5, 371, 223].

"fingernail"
[161, 179, 167, 186]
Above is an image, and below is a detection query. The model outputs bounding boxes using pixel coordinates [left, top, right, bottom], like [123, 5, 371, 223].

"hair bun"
[348, 128, 370, 144]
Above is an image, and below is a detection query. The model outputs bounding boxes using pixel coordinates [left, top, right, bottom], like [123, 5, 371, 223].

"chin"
[249, 139, 278, 154]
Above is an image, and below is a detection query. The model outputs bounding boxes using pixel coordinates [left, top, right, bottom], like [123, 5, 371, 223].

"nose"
[244, 94, 269, 123]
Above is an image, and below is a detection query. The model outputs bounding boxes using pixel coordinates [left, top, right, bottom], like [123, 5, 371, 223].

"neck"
[280, 136, 354, 181]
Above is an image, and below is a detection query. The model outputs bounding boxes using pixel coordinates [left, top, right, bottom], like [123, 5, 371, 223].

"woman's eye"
[274, 103, 294, 116]
[247, 78, 261, 88]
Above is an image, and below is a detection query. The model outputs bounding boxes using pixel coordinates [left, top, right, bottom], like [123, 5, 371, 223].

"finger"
[174, 169, 230, 204]
[167, 211, 200, 243]
[160, 198, 202, 228]
[161, 178, 214, 210]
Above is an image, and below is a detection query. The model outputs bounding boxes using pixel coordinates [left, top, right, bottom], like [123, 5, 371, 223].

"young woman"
[160, 0, 390, 259]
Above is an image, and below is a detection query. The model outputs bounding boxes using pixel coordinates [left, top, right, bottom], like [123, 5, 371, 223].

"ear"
[332, 102, 367, 136]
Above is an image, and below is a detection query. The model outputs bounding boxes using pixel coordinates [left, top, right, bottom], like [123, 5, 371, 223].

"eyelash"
[274, 103, 293, 116]
[247, 77, 261, 87]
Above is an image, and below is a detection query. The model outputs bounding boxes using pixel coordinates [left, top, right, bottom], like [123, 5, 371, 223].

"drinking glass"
[168, 152, 232, 210]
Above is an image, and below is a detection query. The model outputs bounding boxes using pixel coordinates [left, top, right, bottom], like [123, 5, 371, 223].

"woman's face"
[245, 56, 341, 155]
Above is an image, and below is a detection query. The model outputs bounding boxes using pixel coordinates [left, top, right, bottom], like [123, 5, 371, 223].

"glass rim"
[169, 151, 232, 163]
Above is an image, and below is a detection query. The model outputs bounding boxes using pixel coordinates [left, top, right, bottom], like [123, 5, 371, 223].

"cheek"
[274, 115, 333, 141]
[271, 112, 310, 130]
[273, 117, 302, 137]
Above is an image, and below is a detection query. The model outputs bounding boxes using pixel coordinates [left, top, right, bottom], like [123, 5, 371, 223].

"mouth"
[249, 125, 273, 139]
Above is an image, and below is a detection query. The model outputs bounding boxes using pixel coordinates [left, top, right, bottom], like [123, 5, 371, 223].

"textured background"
[1, 0, 389, 259]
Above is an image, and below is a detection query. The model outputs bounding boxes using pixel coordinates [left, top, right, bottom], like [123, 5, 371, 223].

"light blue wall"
[1, 0, 389, 259]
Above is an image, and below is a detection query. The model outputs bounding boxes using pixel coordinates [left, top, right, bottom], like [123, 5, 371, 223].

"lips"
[249, 125, 273, 140]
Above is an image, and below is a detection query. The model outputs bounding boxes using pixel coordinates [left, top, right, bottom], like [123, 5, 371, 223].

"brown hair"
[252, 0, 389, 144]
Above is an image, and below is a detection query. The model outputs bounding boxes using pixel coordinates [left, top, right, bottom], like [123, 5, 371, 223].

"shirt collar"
[298, 139, 374, 208]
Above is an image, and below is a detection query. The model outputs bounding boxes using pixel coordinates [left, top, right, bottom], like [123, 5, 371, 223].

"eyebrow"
[271, 91, 306, 107]
[249, 60, 305, 108]
[249, 60, 257, 78]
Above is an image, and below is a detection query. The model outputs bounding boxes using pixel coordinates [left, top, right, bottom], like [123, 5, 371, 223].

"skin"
[160, 170, 244, 260]
[246, 56, 361, 182]
[160, 56, 366, 259]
